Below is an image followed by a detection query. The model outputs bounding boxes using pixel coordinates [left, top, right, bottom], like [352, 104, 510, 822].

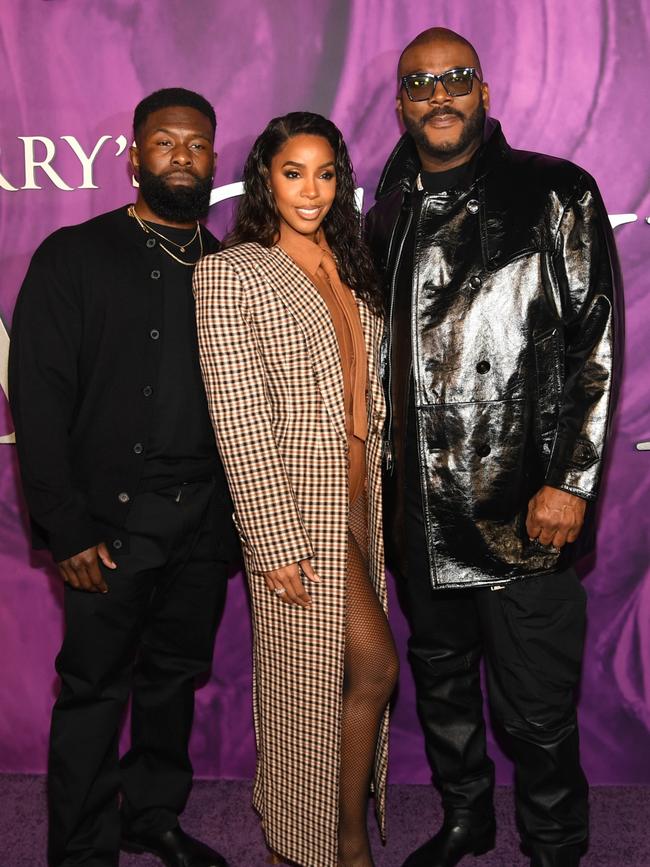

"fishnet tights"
[338, 493, 399, 867]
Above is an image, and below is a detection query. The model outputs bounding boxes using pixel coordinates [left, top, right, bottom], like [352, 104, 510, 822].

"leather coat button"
[118, 491, 130, 504]
[466, 199, 479, 214]
[470, 275, 482, 288]
[133, 443, 143, 455]
[476, 443, 491, 457]
[476, 360, 491, 374]
[112, 539, 123, 550]
[146, 238, 156, 248]
[150, 329, 160, 340]
[142, 385, 153, 397]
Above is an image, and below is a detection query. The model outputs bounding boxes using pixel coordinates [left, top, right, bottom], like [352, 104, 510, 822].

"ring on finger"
[274, 587, 286, 596]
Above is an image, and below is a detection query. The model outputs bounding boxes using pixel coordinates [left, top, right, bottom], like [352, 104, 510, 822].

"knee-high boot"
[408, 644, 495, 821]
[504, 717, 588, 854]
[528, 842, 583, 866]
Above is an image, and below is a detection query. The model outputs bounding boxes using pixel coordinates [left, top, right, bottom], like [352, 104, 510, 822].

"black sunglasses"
[400, 67, 482, 101]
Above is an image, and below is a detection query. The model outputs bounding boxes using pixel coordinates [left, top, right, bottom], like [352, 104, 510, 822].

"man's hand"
[57, 543, 117, 593]
[526, 485, 587, 549]
[263, 559, 320, 609]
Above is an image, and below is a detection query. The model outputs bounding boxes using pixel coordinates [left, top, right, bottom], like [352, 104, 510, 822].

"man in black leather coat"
[366, 28, 622, 867]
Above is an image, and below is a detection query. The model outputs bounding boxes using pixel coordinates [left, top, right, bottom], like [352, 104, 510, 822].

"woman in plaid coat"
[194, 113, 398, 867]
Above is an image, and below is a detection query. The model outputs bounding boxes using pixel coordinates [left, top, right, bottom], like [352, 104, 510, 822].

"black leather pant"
[48, 480, 229, 867]
[403, 531, 588, 854]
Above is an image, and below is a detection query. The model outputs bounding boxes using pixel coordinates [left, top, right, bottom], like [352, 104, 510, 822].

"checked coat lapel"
[269, 245, 385, 446]
[267, 245, 348, 445]
[356, 296, 384, 435]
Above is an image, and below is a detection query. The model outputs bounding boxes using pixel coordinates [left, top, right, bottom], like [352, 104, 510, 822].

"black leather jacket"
[366, 119, 623, 588]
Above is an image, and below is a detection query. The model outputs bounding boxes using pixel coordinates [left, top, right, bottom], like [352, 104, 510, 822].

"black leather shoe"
[121, 825, 228, 867]
[402, 817, 496, 867]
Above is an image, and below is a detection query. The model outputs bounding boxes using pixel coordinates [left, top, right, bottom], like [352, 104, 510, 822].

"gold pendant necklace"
[128, 205, 203, 266]
[157, 233, 203, 266]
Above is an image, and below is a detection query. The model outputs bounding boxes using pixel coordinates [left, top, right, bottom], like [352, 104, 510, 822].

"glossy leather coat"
[366, 119, 623, 588]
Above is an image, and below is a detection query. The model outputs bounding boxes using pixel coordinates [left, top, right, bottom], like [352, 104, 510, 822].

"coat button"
[150, 329, 160, 340]
[112, 539, 123, 550]
[146, 238, 156, 248]
[470, 275, 482, 288]
[466, 199, 479, 214]
[476, 443, 491, 457]
[142, 385, 153, 397]
[118, 491, 130, 504]
[133, 443, 143, 455]
[476, 360, 491, 374]
[151, 269, 161, 280]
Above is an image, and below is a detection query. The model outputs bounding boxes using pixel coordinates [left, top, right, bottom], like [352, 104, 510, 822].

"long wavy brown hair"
[226, 112, 382, 316]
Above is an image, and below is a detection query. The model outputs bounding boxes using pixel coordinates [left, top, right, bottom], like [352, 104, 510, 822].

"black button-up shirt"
[136, 220, 218, 492]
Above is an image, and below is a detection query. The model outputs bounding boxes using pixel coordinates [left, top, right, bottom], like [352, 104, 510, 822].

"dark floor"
[1, 776, 648, 866]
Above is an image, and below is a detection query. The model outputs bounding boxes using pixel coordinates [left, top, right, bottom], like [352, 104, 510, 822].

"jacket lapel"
[356, 300, 383, 432]
[265, 246, 347, 444]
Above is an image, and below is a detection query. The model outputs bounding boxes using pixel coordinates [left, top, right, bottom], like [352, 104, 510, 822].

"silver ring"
[274, 587, 286, 596]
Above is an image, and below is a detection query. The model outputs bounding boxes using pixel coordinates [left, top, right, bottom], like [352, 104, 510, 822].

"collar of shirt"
[276, 225, 334, 282]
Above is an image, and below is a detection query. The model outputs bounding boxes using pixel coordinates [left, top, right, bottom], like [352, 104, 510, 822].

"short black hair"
[133, 88, 216, 139]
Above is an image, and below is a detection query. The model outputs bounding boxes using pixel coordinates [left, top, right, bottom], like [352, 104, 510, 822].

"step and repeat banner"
[1, 0, 649, 784]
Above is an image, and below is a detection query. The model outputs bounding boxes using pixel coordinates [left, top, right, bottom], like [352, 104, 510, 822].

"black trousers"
[48, 480, 229, 867]
[403, 525, 589, 852]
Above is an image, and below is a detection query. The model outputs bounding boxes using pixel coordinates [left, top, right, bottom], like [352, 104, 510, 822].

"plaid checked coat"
[194, 242, 388, 867]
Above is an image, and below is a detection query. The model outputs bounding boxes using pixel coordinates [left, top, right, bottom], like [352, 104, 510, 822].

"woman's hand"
[264, 559, 320, 608]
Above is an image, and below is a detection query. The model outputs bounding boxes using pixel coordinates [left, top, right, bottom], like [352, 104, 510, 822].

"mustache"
[161, 167, 201, 180]
[419, 107, 465, 127]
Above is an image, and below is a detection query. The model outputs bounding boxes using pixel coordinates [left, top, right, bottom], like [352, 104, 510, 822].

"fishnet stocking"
[338, 493, 399, 867]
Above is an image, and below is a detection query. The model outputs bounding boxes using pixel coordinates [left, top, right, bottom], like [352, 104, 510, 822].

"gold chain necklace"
[128, 205, 203, 267]
[130, 206, 200, 250]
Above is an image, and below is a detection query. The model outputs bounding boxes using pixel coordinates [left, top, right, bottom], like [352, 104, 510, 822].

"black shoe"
[121, 824, 228, 867]
[402, 817, 496, 867]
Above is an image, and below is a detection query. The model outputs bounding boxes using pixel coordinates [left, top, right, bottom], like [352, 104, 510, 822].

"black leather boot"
[404, 641, 496, 867]
[528, 842, 582, 866]
[402, 814, 496, 867]
[504, 720, 588, 856]
[408, 645, 495, 818]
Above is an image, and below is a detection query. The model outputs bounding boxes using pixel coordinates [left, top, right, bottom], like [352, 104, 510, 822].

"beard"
[404, 100, 486, 164]
[137, 167, 213, 222]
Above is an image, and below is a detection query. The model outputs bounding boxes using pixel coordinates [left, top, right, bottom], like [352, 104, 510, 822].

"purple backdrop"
[1, 0, 649, 786]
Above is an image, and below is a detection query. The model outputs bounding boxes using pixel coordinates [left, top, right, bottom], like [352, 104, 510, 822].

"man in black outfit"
[10, 88, 237, 867]
[366, 29, 622, 867]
